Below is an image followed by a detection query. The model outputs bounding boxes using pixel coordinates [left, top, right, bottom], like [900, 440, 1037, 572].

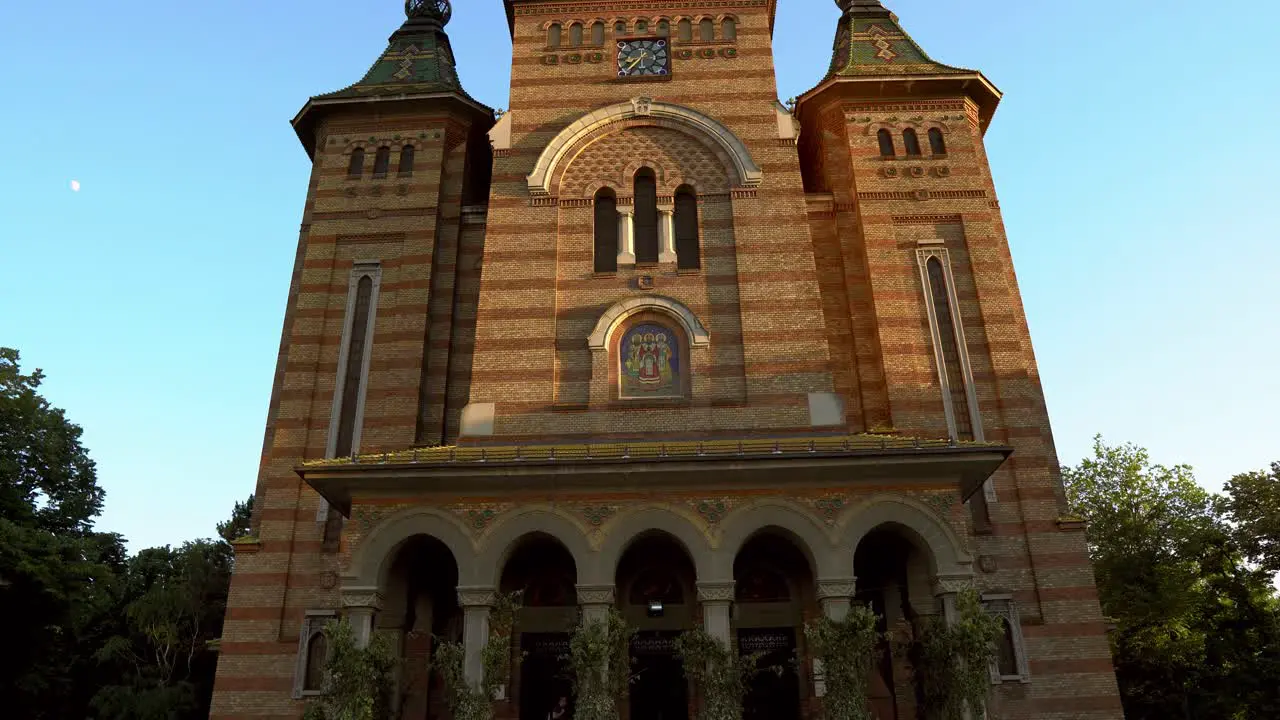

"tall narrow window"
[591, 21, 605, 45]
[372, 147, 390, 179]
[635, 20, 648, 33]
[699, 18, 714, 41]
[615, 20, 627, 35]
[877, 129, 895, 157]
[304, 632, 327, 691]
[983, 596, 1029, 683]
[334, 273, 377, 457]
[657, 20, 669, 36]
[925, 257, 973, 440]
[398, 145, 414, 177]
[548, 23, 562, 48]
[594, 188, 618, 273]
[674, 185, 700, 270]
[929, 127, 947, 155]
[633, 169, 659, 263]
[569, 23, 583, 47]
[677, 19, 692, 42]
[903, 128, 922, 156]
[347, 148, 364, 179]
[722, 18, 737, 41]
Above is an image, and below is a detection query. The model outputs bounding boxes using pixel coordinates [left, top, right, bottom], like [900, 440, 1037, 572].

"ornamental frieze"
[446, 502, 514, 533]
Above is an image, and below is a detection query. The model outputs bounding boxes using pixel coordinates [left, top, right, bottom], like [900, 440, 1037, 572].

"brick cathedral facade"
[211, 1, 1124, 718]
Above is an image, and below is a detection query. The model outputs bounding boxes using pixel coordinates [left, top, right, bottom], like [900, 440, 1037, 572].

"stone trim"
[696, 580, 736, 603]
[527, 98, 762, 195]
[576, 584, 616, 605]
[815, 577, 857, 601]
[324, 261, 382, 461]
[587, 294, 711, 350]
[292, 610, 337, 699]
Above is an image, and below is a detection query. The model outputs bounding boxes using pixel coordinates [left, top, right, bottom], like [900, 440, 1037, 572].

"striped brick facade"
[210, 1, 1123, 719]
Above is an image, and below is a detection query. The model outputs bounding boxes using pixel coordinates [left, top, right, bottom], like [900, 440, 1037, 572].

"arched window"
[594, 188, 618, 273]
[633, 169, 659, 263]
[372, 146, 390, 178]
[903, 128, 922, 156]
[397, 145, 414, 177]
[347, 148, 364, 179]
[303, 632, 327, 691]
[699, 18, 714, 41]
[877, 129, 896, 157]
[568, 22, 583, 47]
[614, 20, 626, 35]
[677, 18, 692, 42]
[635, 19, 648, 34]
[722, 17, 737, 41]
[674, 185, 700, 270]
[657, 19, 669, 36]
[925, 257, 973, 440]
[996, 618, 1019, 677]
[590, 21, 605, 45]
[929, 127, 947, 155]
[336, 274, 375, 456]
[547, 23, 562, 48]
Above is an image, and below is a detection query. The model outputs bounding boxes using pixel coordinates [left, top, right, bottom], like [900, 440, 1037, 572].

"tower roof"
[797, 0, 1002, 130]
[291, 0, 491, 157]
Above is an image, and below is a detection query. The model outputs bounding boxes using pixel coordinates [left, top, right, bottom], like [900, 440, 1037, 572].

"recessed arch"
[344, 506, 476, 589]
[474, 506, 597, 586]
[528, 99, 762, 196]
[839, 495, 972, 578]
[588, 295, 710, 351]
[597, 505, 715, 582]
[714, 499, 839, 579]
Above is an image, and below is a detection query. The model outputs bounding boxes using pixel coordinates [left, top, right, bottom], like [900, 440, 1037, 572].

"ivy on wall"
[302, 620, 397, 720]
[432, 592, 523, 720]
[804, 603, 881, 720]
[675, 627, 764, 720]
[568, 608, 636, 720]
[910, 590, 1003, 720]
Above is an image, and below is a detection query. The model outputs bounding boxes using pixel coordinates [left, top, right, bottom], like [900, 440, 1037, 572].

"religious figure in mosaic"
[621, 323, 681, 397]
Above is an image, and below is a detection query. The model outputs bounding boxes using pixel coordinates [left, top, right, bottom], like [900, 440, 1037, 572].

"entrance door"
[520, 633, 572, 720]
[630, 631, 688, 720]
[739, 628, 800, 720]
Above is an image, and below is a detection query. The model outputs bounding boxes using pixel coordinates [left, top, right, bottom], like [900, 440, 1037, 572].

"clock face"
[617, 38, 669, 78]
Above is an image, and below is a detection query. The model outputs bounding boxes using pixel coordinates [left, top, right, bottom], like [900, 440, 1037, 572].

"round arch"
[839, 495, 972, 578]
[527, 99, 762, 196]
[597, 506, 716, 582]
[344, 506, 477, 589]
[588, 295, 710, 351]
[473, 507, 596, 586]
[714, 499, 840, 579]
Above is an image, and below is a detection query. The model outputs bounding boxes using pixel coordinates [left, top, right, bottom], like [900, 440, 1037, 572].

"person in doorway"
[547, 695, 570, 720]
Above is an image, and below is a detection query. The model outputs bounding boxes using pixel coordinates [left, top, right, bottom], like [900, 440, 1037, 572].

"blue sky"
[1, 0, 1276, 551]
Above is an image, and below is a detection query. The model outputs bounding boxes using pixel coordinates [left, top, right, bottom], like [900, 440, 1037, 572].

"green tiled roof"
[313, 1, 479, 105]
[826, 0, 973, 78]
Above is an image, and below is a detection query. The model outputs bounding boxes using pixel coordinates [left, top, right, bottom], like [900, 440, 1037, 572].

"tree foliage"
[804, 603, 880, 720]
[911, 590, 1003, 720]
[1064, 436, 1280, 720]
[568, 607, 634, 720]
[431, 591, 522, 720]
[675, 627, 765, 720]
[301, 620, 397, 720]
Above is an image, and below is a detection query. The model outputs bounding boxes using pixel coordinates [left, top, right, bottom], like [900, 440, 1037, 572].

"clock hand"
[625, 55, 643, 70]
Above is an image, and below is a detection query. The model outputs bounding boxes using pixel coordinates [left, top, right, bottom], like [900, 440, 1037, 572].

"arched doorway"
[378, 534, 460, 720]
[617, 532, 694, 720]
[499, 534, 578, 720]
[733, 532, 809, 720]
[853, 526, 937, 720]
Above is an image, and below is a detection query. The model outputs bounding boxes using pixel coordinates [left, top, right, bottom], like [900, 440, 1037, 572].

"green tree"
[217, 494, 254, 544]
[302, 619, 397, 720]
[0, 348, 127, 718]
[1222, 462, 1280, 577]
[1063, 436, 1280, 719]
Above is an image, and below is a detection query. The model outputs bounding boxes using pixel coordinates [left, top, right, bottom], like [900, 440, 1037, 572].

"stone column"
[577, 584, 616, 626]
[458, 586, 496, 689]
[341, 586, 384, 648]
[616, 207, 636, 266]
[816, 577, 856, 622]
[933, 574, 973, 625]
[696, 581, 735, 647]
[657, 205, 677, 264]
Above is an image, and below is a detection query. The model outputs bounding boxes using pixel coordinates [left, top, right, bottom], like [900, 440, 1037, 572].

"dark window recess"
[929, 127, 947, 155]
[877, 129, 895, 157]
[569, 23, 582, 47]
[926, 257, 973, 440]
[548, 23, 562, 48]
[347, 148, 364, 179]
[997, 618, 1019, 676]
[635, 20, 647, 33]
[335, 275, 373, 457]
[372, 147, 390, 178]
[591, 21, 605, 45]
[594, 189, 618, 272]
[674, 186, 700, 269]
[722, 18, 737, 41]
[699, 18, 714, 41]
[615, 21, 626, 35]
[904, 128, 923, 156]
[657, 20, 669, 36]
[633, 169, 659, 263]
[398, 145, 414, 176]
[677, 19, 692, 42]
[303, 632, 327, 691]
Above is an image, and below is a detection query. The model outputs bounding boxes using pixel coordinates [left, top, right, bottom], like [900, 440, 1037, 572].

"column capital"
[457, 585, 498, 608]
[815, 576, 857, 601]
[932, 573, 974, 597]
[341, 586, 384, 610]
[576, 584, 616, 606]
[696, 580, 736, 604]
[616, 206, 635, 216]
[656, 204, 675, 214]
